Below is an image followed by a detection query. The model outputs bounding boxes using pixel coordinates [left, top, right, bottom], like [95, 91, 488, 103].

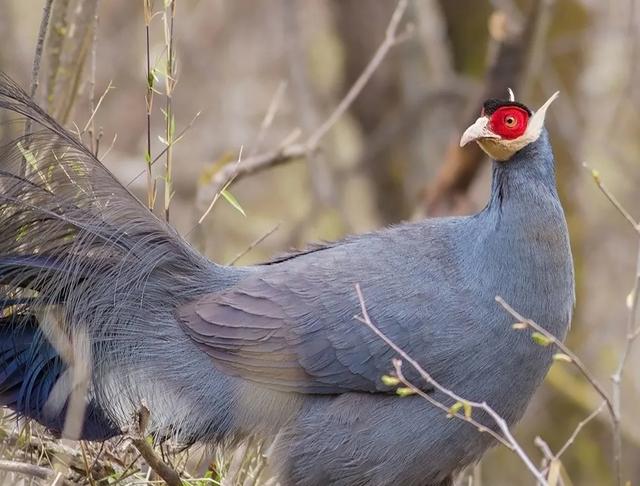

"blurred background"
[1, 0, 639, 484]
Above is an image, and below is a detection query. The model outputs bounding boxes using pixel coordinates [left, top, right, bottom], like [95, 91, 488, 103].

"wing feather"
[179, 273, 402, 394]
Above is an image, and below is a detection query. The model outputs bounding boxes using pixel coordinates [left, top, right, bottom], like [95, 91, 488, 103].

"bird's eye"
[488, 105, 529, 139]
[504, 115, 517, 128]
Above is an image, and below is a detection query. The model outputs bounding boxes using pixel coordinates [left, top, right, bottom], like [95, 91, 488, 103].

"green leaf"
[463, 401, 472, 419]
[396, 387, 415, 397]
[531, 332, 553, 347]
[553, 353, 572, 363]
[169, 114, 176, 139]
[381, 375, 400, 387]
[448, 400, 472, 419]
[17, 142, 52, 191]
[448, 401, 464, 417]
[221, 189, 246, 217]
[16, 225, 29, 242]
[17, 141, 38, 172]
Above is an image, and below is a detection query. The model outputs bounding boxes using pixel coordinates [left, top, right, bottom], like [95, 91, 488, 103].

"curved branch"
[199, 0, 412, 222]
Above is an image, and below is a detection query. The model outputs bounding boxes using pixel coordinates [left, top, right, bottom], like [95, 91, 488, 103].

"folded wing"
[179, 267, 424, 394]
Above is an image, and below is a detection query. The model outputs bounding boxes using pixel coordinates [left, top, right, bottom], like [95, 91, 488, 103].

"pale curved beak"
[459, 116, 501, 147]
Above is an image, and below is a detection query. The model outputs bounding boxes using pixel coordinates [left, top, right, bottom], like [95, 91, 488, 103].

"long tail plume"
[0, 73, 221, 440]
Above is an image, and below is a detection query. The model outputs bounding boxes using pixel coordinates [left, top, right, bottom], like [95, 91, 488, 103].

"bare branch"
[227, 222, 281, 265]
[126, 110, 201, 189]
[583, 163, 639, 233]
[553, 401, 606, 461]
[128, 403, 182, 486]
[82, 80, 114, 135]
[198, 146, 244, 225]
[282, 0, 334, 205]
[45, 0, 99, 124]
[143, 0, 156, 210]
[0, 459, 68, 485]
[28, 0, 55, 103]
[354, 284, 548, 486]
[205, 0, 412, 201]
[495, 295, 620, 484]
[495, 296, 614, 420]
[581, 166, 640, 486]
[23, 0, 55, 174]
[87, 7, 100, 156]
[306, 0, 411, 150]
[250, 80, 288, 157]
[163, 0, 177, 222]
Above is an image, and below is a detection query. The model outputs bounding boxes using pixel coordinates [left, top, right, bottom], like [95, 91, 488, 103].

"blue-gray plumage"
[0, 74, 573, 486]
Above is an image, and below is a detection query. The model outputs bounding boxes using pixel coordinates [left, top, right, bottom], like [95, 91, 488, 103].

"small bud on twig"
[381, 374, 400, 386]
[553, 353, 572, 363]
[396, 387, 416, 397]
[531, 332, 553, 347]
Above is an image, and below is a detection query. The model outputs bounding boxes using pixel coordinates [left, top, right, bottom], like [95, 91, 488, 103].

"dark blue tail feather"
[0, 316, 119, 440]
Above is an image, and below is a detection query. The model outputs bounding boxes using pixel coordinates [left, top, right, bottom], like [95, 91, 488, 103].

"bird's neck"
[486, 131, 559, 213]
[475, 131, 574, 330]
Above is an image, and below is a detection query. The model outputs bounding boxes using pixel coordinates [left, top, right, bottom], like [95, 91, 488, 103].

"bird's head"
[459, 90, 559, 161]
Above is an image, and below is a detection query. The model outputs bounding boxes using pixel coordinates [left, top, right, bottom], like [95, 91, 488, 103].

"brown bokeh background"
[1, 0, 639, 484]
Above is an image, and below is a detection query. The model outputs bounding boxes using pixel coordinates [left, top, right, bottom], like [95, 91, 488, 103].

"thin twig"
[283, 0, 334, 205]
[608, 244, 640, 486]
[250, 81, 288, 157]
[28, 0, 54, 104]
[307, 0, 411, 149]
[198, 146, 243, 225]
[79, 441, 97, 486]
[533, 437, 562, 486]
[163, 0, 177, 222]
[0, 426, 112, 481]
[583, 163, 639, 233]
[128, 403, 182, 486]
[495, 296, 615, 420]
[584, 164, 640, 486]
[82, 81, 114, 135]
[49, 0, 99, 125]
[227, 222, 281, 265]
[553, 402, 605, 461]
[144, 0, 156, 210]
[88, 8, 100, 156]
[495, 296, 619, 485]
[0, 459, 67, 485]
[354, 284, 548, 486]
[100, 132, 118, 161]
[126, 110, 201, 188]
[388, 360, 508, 447]
[533, 436, 554, 470]
[23, 0, 55, 174]
[535, 402, 605, 484]
[204, 0, 412, 202]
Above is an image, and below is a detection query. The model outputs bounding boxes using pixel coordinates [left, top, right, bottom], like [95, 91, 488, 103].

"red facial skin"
[487, 106, 529, 140]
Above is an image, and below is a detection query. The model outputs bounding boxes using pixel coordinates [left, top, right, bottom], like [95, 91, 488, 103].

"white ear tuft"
[526, 91, 559, 139]
[507, 88, 515, 102]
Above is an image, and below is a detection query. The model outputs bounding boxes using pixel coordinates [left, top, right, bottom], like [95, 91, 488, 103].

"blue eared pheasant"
[0, 75, 573, 485]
